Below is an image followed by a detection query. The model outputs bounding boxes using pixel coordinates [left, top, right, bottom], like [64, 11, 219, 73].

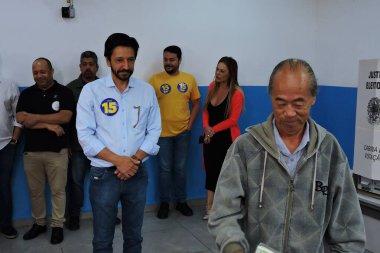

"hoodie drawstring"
[258, 151, 268, 208]
[259, 150, 318, 210]
[310, 152, 318, 211]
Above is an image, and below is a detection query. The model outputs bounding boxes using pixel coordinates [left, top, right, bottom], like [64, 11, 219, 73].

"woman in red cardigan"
[202, 56, 244, 219]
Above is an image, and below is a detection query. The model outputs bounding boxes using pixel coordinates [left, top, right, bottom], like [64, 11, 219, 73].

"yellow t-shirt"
[149, 71, 200, 137]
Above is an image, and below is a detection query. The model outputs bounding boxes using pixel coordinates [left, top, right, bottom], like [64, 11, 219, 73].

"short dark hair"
[33, 57, 53, 70]
[164, 45, 182, 60]
[104, 33, 139, 60]
[81, 51, 98, 64]
[268, 58, 318, 97]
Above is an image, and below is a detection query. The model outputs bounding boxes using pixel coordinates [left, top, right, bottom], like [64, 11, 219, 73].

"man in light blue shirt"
[76, 33, 161, 253]
[0, 79, 22, 239]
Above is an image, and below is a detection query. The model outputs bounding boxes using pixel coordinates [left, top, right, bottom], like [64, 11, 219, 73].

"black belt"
[106, 166, 117, 172]
[105, 164, 143, 172]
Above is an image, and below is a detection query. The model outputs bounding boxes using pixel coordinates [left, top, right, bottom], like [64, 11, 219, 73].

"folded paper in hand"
[255, 243, 279, 253]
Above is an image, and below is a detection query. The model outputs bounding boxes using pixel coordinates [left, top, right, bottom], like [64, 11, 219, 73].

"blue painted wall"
[10, 85, 357, 220]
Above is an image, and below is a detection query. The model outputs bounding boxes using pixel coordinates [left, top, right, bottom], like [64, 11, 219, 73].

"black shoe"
[50, 227, 63, 244]
[115, 217, 121, 225]
[23, 224, 47, 240]
[67, 216, 80, 231]
[157, 202, 169, 219]
[176, 202, 193, 216]
[1, 225, 18, 239]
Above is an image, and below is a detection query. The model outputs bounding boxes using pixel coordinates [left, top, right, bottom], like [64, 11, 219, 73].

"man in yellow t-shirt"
[149, 45, 200, 219]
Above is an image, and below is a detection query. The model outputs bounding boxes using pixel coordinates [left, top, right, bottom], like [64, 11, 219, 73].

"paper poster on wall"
[353, 59, 380, 180]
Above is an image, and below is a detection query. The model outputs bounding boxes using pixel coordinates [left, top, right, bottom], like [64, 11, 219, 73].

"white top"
[0, 79, 22, 150]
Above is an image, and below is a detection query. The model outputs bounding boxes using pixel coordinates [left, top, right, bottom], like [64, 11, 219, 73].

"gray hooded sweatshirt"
[208, 115, 365, 253]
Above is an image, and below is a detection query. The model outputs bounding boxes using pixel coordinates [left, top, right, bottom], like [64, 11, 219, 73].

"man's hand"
[114, 156, 140, 180]
[16, 112, 27, 125]
[20, 112, 40, 128]
[46, 124, 65, 136]
[223, 243, 245, 253]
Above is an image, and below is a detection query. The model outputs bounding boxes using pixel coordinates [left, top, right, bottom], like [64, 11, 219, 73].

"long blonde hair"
[204, 56, 241, 119]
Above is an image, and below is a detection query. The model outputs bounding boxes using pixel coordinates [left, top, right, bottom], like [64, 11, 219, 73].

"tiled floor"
[0, 205, 218, 253]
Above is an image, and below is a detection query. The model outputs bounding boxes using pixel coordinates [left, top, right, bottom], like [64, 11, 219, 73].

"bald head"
[33, 57, 53, 70]
[32, 58, 54, 90]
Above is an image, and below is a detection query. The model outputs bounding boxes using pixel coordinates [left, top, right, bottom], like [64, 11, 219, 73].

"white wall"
[2, 0, 380, 251]
[0, 0, 316, 86]
[316, 0, 380, 87]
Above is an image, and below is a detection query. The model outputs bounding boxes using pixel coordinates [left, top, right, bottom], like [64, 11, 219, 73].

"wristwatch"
[10, 139, 18, 144]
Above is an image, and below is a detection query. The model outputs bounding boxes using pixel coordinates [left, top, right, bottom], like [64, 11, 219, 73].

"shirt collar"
[105, 75, 136, 90]
[78, 74, 99, 86]
[33, 80, 57, 91]
[163, 71, 181, 78]
[273, 119, 310, 156]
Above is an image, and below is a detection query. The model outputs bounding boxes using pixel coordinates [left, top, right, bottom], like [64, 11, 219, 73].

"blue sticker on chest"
[160, 83, 171, 94]
[177, 82, 188, 93]
[100, 98, 119, 116]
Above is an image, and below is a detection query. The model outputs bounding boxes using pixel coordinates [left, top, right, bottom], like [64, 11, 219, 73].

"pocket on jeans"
[138, 165, 148, 178]
[90, 167, 107, 181]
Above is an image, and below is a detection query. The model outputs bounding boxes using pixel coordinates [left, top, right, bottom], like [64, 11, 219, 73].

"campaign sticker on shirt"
[160, 83, 171, 94]
[177, 82, 188, 93]
[52, 101, 60, 111]
[100, 98, 119, 116]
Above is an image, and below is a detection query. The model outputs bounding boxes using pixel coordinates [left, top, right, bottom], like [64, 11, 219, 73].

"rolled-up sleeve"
[10, 82, 22, 128]
[76, 86, 106, 157]
[139, 92, 161, 156]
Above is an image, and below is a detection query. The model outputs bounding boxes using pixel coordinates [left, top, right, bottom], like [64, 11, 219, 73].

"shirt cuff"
[13, 120, 22, 128]
[84, 140, 106, 158]
[140, 140, 160, 156]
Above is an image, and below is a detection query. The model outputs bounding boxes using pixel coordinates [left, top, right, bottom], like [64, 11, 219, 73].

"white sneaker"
[202, 209, 210, 220]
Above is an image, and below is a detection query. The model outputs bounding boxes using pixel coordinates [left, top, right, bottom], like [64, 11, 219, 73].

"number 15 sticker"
[100, 98, 119, 116]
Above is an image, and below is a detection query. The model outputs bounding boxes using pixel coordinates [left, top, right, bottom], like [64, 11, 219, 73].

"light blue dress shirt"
[76, 75, 161, 167]
[0, 79, 22, 149]
[273, 120, 309, 177]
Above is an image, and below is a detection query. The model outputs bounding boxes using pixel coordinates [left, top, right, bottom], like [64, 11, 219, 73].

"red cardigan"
[202, 82, 244, 141]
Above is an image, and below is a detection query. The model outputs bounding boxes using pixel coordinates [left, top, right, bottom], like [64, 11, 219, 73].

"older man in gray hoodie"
[208, 59, 365, 253]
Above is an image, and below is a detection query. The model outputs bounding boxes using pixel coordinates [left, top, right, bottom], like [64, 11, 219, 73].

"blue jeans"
[158, 130, 190, 203]
[0, 142, 17, 228]
[68, 150, 91, 217]
[90, 164, 148, 253]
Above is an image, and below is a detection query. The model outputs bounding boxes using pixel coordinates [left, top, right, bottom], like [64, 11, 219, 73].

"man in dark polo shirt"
[16, 57, 75, 244]
[66, 51, 121, 231]
[66, 51, 98, 230]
